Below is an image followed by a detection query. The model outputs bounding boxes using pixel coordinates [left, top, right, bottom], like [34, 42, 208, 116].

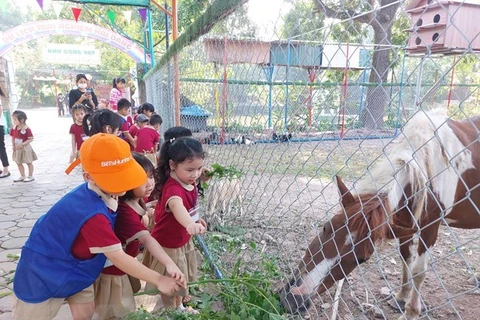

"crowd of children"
[9, 95, 213, 319]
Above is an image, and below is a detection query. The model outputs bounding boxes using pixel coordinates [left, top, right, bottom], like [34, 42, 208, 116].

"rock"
[380, 287, 391, 297]
[374, 306, 385, 319]
[321, 303, 331, 309]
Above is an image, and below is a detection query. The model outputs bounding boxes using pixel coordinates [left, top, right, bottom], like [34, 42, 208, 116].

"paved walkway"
[0, 107, 92, 319]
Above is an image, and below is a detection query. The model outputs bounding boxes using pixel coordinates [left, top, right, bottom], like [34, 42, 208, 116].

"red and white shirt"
[102, 199, 149, 275]
[135, 126, 159, 153]
[150, 172, 198, 248]
[71, 184, 122, 260]
[69, 123, 87, 151]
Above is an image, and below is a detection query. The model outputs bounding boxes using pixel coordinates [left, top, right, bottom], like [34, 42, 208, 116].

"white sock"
[177, 304, 186, 311]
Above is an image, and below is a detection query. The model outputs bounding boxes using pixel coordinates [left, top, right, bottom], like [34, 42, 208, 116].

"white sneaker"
[23, 176, 35, 183]
[13, 176, 25, 182]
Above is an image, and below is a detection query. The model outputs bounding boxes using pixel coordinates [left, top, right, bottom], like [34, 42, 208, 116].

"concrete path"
[0, 107, 98, 319]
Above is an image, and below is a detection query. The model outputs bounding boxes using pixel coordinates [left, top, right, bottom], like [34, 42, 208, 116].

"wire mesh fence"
[142, 0, 480, 319]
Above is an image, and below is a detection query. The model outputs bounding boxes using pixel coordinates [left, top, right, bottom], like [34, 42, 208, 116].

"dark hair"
[155, 137, 205, 198]
[157, 127, 193, 185]
[120, 152, 155, 201]
[76, 74, 87, 83]
[71, 104, 87, 114]
[82, 109, 122, 136]
[149, 114, 163, 126]
[12, 110, 27, 123]
[112, 77, 126, 89]
[141, 103, 155, 114]
[117, 98, 131, 111]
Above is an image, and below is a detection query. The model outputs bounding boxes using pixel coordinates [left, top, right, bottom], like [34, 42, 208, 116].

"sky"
[9, 0, 293, 40]
[246, 0, 292, 40]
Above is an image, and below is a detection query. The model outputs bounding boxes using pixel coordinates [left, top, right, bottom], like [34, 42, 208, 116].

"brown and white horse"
[280, 110, 480, 320]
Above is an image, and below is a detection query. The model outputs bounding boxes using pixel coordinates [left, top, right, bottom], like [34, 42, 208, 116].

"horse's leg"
[402, 221, 441, 320]
[390, 237, 414, 311]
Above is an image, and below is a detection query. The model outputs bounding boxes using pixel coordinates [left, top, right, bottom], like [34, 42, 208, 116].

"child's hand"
[69, 152, 76, 164]
[145, 200, 157, 209]
[14, 144, 22, 150]
[198, 218, 207, 229]
[200, 167, 212, 182]
[186, 222, 206, 235]
[146, 207, 155, 218]
[141, 215, 150, 228]
[166, 263, 186, 287]
[156, 275, 183, 296]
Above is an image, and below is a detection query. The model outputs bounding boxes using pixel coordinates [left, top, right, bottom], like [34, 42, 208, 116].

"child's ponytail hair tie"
[169, 137, 175, 143]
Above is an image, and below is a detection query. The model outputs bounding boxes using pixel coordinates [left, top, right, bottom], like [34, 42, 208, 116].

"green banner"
[63, 0, 149, 7]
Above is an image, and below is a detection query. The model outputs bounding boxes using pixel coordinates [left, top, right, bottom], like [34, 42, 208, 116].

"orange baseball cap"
[65, 133, 147, 193]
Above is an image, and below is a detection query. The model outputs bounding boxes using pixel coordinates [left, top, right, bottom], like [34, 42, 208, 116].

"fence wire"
[143, 0, 480, 319]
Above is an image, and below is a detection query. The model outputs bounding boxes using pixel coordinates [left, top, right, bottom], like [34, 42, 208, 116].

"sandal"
[178, 305, 199, 315]
[0, 172, 11, 178]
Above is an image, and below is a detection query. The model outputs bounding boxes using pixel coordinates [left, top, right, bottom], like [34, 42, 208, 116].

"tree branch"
[313, 0, 373, 25]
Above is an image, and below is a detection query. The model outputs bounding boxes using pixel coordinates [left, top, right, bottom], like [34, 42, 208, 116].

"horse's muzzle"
[279, 282, 312, 314]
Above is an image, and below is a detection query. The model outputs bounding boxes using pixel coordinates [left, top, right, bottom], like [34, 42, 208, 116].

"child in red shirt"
[69, 104, 87, 163]
[13, 134, 185, 320]
[135, 114, 162, 164]
[143, 137, 207, 314]
[10, 110, 37, 182]
[94, 152, 185, 319]
[129, 113, 149, 143]
[118, 98, 135, 148]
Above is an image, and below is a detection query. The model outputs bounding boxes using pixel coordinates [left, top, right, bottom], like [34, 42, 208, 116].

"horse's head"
[281, 176, 415, 314]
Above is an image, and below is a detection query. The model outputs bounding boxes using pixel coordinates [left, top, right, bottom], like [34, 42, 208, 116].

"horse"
[280, 109, 480, 320]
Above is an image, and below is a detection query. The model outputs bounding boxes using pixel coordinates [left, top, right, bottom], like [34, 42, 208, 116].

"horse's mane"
[354, 109, 474, 221]
[344, 193, 391, 243]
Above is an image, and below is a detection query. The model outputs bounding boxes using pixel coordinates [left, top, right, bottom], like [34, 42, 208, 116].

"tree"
[314, 0, 401, 129]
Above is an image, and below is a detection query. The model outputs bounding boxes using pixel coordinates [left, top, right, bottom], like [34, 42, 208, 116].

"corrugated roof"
[180, 105, 210, 117]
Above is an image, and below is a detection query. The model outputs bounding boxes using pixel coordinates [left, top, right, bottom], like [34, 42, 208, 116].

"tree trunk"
[360, 1, 400, 129]
[137, 78, 146, 105]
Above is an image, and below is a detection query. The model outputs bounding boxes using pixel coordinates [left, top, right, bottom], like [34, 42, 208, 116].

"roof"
[406, 0, 480, 11]
[180, 105, 211, 117]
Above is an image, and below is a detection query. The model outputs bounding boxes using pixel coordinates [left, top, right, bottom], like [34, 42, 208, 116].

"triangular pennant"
[36, 0, 43, 10]
[123, 10, 132, 24]
[106, 10, 116, 25]
[0, 0, 7, 12]
[71, 7, 82, 22]
[138, 8, 147, 22]
[53, 2, 63, 19]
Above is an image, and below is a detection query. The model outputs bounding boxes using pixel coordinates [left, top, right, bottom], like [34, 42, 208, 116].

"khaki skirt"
[143, 239, 197, 297]
[13, 144, 38, 164]
[93, 273, 135, 320]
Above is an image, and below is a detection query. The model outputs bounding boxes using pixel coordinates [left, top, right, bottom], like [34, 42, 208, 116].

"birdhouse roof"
[406, 0, 480, 11]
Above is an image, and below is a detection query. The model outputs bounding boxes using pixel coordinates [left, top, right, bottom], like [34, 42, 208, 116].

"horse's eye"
[323, 226, 326, 233]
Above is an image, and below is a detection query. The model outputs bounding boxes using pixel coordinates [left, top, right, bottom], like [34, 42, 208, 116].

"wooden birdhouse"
[406, 0, 480, 54]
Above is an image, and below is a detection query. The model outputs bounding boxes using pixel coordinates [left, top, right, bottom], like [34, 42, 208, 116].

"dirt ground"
[201, 138, 480, 320]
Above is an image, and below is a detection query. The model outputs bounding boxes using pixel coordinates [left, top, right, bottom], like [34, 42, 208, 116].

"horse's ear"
[390, 223, 418, 239]
[336, 175, 355, 207]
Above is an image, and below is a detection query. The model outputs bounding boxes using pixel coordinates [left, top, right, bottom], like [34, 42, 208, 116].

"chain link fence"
[143, 0, 480, 318]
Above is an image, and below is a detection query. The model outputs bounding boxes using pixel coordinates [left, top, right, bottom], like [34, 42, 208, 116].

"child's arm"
[123, 132, 136, 147]
[70, 134, 76, 162]
[104, 249, 186, 295]
[138, 234, 186, 285]
[169, 198, 206, 235]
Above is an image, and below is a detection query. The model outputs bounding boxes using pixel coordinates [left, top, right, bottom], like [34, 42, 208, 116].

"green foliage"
[281, 1, 325, 40]
[147, 0, 247, 75]
[205, 163, 243, 180]
[128, 233, 287, 320]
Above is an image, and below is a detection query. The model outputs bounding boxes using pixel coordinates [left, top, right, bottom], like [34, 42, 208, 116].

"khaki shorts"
[94, 273, 135, 320]
[12, 285, 94, 320]
[143, 239, 197, 297]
